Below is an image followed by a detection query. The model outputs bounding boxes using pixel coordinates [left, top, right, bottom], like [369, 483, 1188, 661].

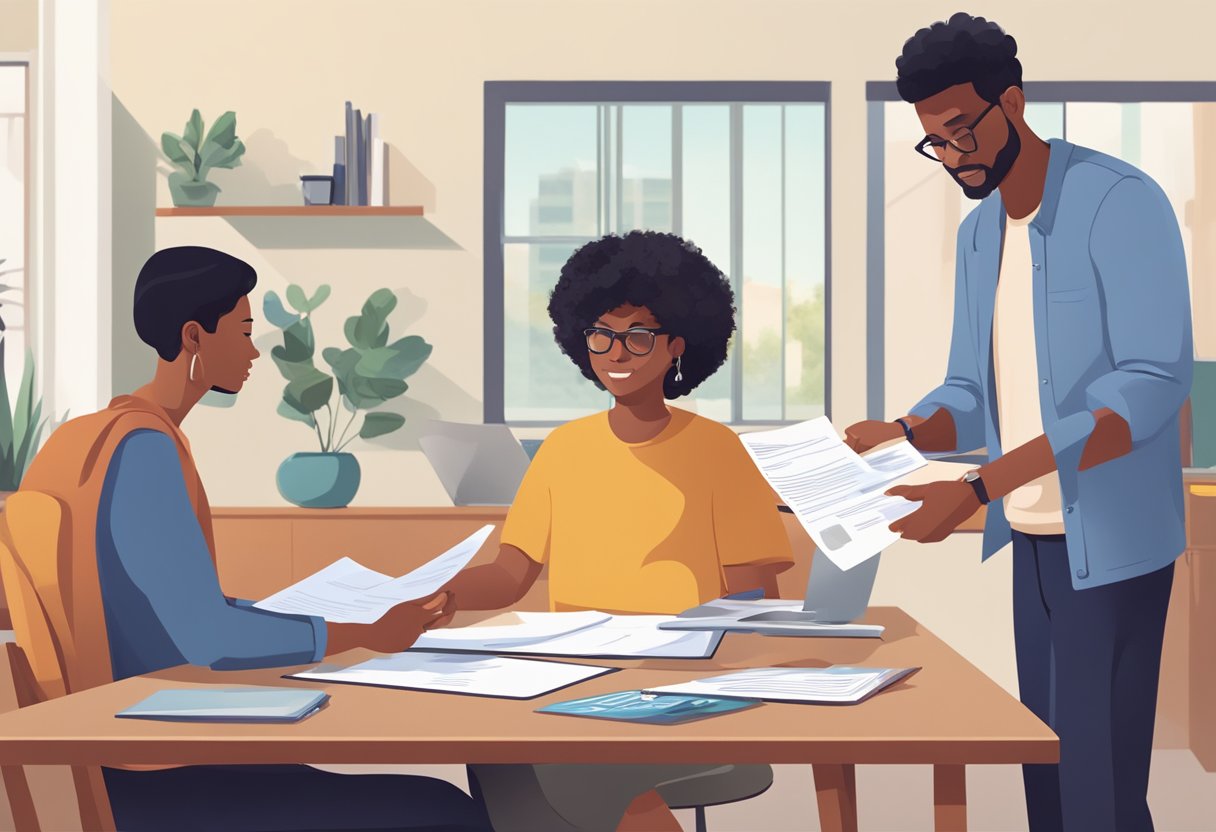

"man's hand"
[885, 481, 982, 543]
[1079, 408, 1133, 471]
[844, 420, 906, 453]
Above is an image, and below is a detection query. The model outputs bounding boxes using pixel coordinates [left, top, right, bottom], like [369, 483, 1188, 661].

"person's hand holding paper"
[328, 590, 455, 655]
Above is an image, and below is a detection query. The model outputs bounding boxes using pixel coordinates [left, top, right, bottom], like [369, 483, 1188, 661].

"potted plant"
[0, 260, 51, 508]
[265, 284, 432, 508]
[161, 110, 246, 208]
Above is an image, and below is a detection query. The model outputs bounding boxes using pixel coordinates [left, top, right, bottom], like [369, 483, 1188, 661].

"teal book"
[1193, 360, 1216, 469]
[116, 687, 329, 723]
[537, 689, 760, 725]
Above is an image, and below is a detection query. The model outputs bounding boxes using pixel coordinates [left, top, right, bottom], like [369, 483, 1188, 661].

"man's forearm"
[976, 408, 1132, 500]
[900, 408, 958, 453]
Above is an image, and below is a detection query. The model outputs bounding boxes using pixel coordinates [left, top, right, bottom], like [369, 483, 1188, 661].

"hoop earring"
[674, 356, 683, 383]
[189, 352, 203, 383]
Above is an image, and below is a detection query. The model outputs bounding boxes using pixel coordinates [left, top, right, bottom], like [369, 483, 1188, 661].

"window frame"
[484, 81, 832, 427]
[866, 80, 1216, 431]
[0, 57, 34, 389]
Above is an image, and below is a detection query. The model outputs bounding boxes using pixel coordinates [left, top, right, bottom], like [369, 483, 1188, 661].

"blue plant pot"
[276, 452, 361, 508]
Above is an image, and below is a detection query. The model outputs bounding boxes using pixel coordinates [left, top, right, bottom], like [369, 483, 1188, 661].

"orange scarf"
[4, 395, 215, 702]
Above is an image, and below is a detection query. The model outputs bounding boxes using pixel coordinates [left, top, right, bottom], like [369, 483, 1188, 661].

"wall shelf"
[156, 206, 425, 217]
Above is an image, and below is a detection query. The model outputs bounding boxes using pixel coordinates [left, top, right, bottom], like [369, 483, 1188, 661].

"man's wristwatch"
[962, 469, 991, 505]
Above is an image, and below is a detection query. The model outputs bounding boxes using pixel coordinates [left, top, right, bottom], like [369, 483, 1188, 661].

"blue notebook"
[537, 690, 760, 725]
[117, 688, 329, 723]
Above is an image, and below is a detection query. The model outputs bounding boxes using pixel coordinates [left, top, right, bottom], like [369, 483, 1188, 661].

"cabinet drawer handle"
[1191, 485, 1216, 497]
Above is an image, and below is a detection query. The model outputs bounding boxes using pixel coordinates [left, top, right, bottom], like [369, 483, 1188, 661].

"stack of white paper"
[289, 652, 616, 699]
[411, 611, 611, 650]
[740, 417, 927, 570]
[413, 614, 722, 660]
[644, 665, 919, 704]
[254, 525, 494, 623]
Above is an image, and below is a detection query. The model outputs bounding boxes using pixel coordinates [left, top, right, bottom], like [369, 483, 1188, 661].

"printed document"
[644, 665, 919, 705]
[740, 417, 926, 569]
[289, 652, 615, 699]
[411, 611, 611, 649]
[254, 525, 494, 623]
[413, 614, 721, 659]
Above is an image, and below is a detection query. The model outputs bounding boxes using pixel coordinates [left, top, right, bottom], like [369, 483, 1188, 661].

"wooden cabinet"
[1189, 481, 1216, 770]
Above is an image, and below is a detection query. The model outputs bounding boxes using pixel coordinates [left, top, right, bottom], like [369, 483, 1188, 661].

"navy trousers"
[102, 764, 491, 832]
[1012, 531, 1174, 832]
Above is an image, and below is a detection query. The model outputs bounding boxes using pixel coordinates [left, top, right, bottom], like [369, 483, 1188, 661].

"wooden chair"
[0, 493, 115, 831]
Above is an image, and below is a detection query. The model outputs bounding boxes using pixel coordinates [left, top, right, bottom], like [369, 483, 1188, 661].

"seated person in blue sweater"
[21, 246, 490, 832]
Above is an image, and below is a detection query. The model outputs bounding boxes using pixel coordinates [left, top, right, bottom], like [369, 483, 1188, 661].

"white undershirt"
[993, 206, 1065, 534]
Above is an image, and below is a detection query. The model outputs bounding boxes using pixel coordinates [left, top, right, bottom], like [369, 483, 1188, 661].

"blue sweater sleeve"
[103, 431, 327, 670]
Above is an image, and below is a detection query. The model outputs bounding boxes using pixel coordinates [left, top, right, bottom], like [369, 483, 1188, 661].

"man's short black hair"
[548, 231, 735, 399]
[896, 12, 1022, 105]
[133, 246, 257, 361]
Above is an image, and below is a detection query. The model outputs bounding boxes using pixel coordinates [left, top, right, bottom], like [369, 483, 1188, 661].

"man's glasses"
[584, 327, 668, 356]
[915, 101, 1000, 161]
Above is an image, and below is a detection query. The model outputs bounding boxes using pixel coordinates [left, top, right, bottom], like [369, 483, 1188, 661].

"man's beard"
[948, 119, 1021, 200]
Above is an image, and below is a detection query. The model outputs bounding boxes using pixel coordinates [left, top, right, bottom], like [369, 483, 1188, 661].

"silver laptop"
[658, 548, 884, 638]
[418, 421, 531, 506]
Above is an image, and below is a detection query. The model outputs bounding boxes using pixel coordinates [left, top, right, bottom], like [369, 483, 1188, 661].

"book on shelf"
[369, 112, 385, 206]
[337, 102, 389, 207]
[332, 135, 346, 206]
[344, 101, 357, 205]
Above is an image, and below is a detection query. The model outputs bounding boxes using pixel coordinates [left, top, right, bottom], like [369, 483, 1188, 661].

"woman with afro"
[445, 230, 792, 831]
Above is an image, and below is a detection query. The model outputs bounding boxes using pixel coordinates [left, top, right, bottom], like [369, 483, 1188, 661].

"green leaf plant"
[263, 285, 430, 452]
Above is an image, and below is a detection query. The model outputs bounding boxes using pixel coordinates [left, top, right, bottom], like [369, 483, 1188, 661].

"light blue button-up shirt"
[909, 139, 1193, 590]
[95, 430, 327, 680]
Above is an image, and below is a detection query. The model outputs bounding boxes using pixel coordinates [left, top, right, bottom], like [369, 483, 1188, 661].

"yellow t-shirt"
[501, 407, 793, 614]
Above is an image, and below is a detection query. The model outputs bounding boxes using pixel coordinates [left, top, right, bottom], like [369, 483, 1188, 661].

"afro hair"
[896, 12, 1022, 105]
[547, 231, 735, 400]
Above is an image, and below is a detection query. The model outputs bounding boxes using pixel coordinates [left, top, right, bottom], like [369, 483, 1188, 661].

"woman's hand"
[364, 592, 452, 653]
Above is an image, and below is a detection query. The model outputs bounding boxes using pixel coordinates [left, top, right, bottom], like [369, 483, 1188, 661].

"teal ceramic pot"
[276, 452, 361, 508]
[168, 178, 220, 207]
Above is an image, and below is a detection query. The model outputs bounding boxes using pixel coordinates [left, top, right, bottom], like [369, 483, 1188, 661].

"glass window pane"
[0, 65, 27, 388]
[1065, 102, 1126, 158]
[503, 242, 609, 421]
[505, 105, 599, 238]
[784, 104, 826, 421]
[741, 105, 784, 421]
[619, 106, 672, 232]
[1025, 102, 1064, 141]
[680, 105, 732, 421]
[1172, 102, 1215, 358]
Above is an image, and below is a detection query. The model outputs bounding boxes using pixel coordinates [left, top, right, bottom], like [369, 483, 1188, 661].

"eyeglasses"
[584, 326, 668, 356]
[914, 102, 1000, 161]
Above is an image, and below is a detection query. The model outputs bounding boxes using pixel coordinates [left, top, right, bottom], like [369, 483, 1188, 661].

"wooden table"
[0, 607, 1056, 832]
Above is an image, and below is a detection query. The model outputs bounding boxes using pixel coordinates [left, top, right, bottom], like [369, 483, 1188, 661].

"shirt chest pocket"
[1046, 286, 1092, 304]
[1045, 285, 1103, 401]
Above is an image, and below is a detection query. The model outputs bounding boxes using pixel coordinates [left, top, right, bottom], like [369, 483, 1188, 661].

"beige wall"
[108, 0, 1216, 694]
[0, 0, 37, 53]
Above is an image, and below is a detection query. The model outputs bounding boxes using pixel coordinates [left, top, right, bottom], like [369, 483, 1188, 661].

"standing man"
[846, 12, 1193, 832]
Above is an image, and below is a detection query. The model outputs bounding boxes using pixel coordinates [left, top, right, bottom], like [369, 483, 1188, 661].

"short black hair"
[548, 231, 735, 399]
[133, 246, 257, 361]
[896, 12, 1022, 105]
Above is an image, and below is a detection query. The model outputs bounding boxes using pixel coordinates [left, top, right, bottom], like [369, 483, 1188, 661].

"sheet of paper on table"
[254, 525, 495, 623]
[412, 613, 722, 659]
[289, 651, 616, 699]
